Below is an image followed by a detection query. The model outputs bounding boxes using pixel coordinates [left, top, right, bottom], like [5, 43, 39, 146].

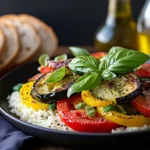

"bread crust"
[0, 14, 41, 64]
[0, 28, 5, 57]
[0, 13, 59, 74]
[0, 23, 19, 71]
[19, 14, 58, 58]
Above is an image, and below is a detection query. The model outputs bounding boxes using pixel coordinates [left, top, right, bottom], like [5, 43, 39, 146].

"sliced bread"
[0, 28, 5, 57]
[19, 14, 58, 59]
[0, 15, 41, 64]
[0, 23, 19, 70]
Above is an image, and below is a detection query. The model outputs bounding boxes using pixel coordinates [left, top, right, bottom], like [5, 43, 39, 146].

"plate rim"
[1, 106, 149, 136]
[1, 61, 150, 137]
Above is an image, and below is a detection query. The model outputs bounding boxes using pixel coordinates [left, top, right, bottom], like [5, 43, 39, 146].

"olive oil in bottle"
[94, 0, 139, 52]
[138, 0, 150, 55]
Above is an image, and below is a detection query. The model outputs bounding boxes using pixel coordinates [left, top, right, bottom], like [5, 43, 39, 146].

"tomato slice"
[91, 52, 107, 59]
[40, 66, 55, 74]
[136, 64, 150, 77]
[131, 95, 150, 117]
[57, 94, 119, 132]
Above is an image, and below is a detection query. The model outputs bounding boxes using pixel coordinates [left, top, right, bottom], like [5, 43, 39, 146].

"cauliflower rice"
[8, 92, 72, 131]
[8, 91, 150, 133]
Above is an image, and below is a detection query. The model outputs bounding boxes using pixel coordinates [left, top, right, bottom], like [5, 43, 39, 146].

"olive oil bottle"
[138, 0, 150, 55]
[94, 0, 139, 52]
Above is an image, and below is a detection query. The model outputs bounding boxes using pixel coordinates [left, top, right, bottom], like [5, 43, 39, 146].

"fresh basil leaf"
[108, 46, 123, 55]
[106, 47, 150, 74]
[85, 106, 96, 117]
[69, 56, 100, 73]
[38, 54, 50, 66]
[117, 105, 127, 114]
[102, 105, 117, 113]
[67, 72, 100, 97]
[134, 65, 142, 72]
[46, 67, 66, 83]
[67, 47, 149, 95]
[73, 70, 84, 76]
[54, 54, 68, 61]
[102, 104, 127, 114]
[75, 72, 90, 83]
[13, 83, 23, 91]
[102, 70, 116, 80]
[75, 102, 86, 109]
[48, 103, 56, 111]
[99, 56, 107, 71]
[69, 47, 90, 57]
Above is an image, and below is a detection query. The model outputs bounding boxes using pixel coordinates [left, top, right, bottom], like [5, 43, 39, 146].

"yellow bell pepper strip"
[20, 82, 49, 111]
[81, 90, 115, 107]
[97, 107, 150, 127]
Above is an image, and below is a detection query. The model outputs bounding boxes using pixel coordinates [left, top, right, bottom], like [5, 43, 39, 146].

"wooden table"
[21, 46, 95, 150]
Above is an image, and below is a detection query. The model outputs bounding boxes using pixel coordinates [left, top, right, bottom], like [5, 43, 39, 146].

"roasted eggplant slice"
[140, 77, 150, 91]
[140, 77, 150, 99]
[122, 103, 139, 115]
[90, 72, 141, 105]
[31, 71, 76, 104]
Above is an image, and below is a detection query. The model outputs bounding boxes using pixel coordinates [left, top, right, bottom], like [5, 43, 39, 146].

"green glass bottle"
[94, 0, 139, 52]
[138, 0, 150, 55]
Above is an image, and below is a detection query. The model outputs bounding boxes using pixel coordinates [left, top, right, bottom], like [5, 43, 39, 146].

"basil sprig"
[38, 54, 50, 66]
[12, 83, 23, 91]
[75, 102, 86, 109]
[48, 103, 56, 111]
[67, 46, 149, 97]
[102, 105, 117, 113]
[75, 102, 96, 117]
[69, 47, 90, 57]
[67, 72, 101, 97]
[106, 47, 150, 74]
[101, 70, 116, 80]
[54, 54, 68, 61]
[46, 67, 66, 83]
[68, 56, 100, 73]
[102, 104, 127, 114]
[85, 106, 96, 118]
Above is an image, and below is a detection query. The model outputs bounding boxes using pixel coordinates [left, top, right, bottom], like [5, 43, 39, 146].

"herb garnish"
[38, 54, 50, 66]
[48, 103, 56, 111]
[102, 105, 117, 113]
[13, 83, 23, 91]
[75, 102, 96, 117]
[54, 54, 68, 61]
[75, 102, 86, 109]
[85, 106, 96, 118]
[102, 104, 127, 114]
[46, 67, 66, 83]
[67, 46, 149, 97]
[69, 47, 90, 57]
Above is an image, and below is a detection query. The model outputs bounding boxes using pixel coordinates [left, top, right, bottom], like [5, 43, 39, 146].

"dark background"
[0, 0, 146, 45]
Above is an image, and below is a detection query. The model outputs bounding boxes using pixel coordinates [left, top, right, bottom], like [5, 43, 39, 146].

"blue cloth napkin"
[0, 115, 32, 150]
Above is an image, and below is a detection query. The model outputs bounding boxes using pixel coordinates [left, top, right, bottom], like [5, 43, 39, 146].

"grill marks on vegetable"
[31, 70, 77, 103]
[91, 73, 141, 104]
